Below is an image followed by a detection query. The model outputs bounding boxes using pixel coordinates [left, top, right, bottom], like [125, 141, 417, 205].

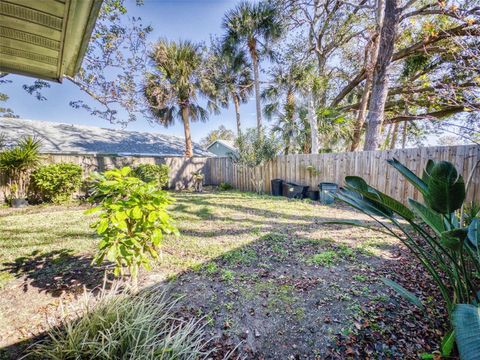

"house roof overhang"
[0, 0, 103, 82]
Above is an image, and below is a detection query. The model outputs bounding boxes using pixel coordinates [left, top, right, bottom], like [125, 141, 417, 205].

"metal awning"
[0, 0, 103, 82]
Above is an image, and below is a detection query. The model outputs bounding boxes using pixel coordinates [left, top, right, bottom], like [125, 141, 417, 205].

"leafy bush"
[0, 136, 41, 200]
[218, 182, 234, 191]
[86, 167, 178, 279]
[331, 158, 480, 357]
[31, 163, 83, 203]
[29, 283, 208, 359]
[133, 163, 169, 188]
[232, 128, 280, 193]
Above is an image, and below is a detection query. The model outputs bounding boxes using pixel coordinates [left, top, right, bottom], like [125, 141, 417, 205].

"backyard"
[0, 190, 448, 359]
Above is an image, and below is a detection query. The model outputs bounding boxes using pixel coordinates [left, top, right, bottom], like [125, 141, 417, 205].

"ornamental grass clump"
[86, 167, 178, 281]
[0, 136, 42, 203]
[28, 283, 209, 359]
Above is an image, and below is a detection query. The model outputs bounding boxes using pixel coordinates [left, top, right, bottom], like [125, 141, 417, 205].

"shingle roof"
[0, 118, 212, 157]
[207, 139, 237, 151]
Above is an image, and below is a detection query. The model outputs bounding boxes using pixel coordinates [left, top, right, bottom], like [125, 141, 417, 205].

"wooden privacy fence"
[1, 145, 479, 204]
[208, 145, 480, 204]
[0, 153, 213, 200]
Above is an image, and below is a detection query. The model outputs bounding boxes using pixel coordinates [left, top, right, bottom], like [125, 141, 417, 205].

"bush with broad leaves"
[86, 167, 178, 280]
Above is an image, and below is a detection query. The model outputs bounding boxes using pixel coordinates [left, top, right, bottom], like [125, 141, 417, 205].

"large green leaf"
[387, 158, 428, 197]
[344, 177, 393, 217]
[440, 329, 455, 357]
[322, 220, 393, 236]
[425, 161, 465, 214]
[408, 199, 446, 235]
[453, 304, 480, 360]
[441, 228, 468, 251]
[468, 218, 479, 248]
[422, 159, 435, 185]
[345, 176, 414, 220]
[382, 278, 425, 310]
[336, 189, 393, 218]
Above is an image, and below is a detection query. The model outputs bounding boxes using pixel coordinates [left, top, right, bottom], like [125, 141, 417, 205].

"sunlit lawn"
[1, 190, 407, 358]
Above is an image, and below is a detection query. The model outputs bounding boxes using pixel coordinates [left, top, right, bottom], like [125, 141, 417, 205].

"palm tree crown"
[208, 39, 253, 135]
[262, 63, 310, 154]
[144, 39, 215, 157]
[222, 1, 283, 132]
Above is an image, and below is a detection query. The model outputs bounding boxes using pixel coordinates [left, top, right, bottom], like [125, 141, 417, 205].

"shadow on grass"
[0, 225, 406, 359]
[0, 192, 410, 359]
[2, 249, 111, 297]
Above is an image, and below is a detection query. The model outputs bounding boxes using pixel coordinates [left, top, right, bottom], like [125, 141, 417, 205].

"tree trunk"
[350, 34, 379, 151]
[249, 38, 262, 133]
[181, 106, 193, 157]
[308, 90, 319, 154]
[233, 94, 242, 136]
[383, 123, 393, 149]
[363, 0, 398, 151]
[402, 120, 408, 148]
[390, 122, 399, 149]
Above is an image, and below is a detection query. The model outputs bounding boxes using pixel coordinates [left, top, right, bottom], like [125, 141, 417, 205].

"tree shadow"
[0, 225, 434, 360]
[2, 249, 111, 297]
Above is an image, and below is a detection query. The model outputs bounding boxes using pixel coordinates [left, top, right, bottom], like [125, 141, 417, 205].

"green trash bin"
[319, 182, 338, 204]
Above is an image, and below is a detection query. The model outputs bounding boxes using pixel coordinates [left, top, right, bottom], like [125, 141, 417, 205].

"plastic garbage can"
[319, 182, 338, 204]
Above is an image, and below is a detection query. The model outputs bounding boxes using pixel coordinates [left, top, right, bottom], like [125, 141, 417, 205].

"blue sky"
[2, 0, 257, 143]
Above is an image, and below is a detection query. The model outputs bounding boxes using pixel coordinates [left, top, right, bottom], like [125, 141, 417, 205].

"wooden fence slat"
[1, 145, 478, 203]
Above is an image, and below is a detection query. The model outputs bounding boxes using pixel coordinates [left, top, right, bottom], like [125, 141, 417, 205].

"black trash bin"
[282, 182, 309, 199]
[319, 182, 338, 204]
[305, 190, 320, 201]
[271, 179, 283, 196]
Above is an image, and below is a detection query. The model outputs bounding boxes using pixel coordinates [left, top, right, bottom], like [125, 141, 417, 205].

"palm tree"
[262, 63, 308, 154]
[222, 1, 283, 132]
[144, 39, 216, 157]
[208, 40, 253, 135]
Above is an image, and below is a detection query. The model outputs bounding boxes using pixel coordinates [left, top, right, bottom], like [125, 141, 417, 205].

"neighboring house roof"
[0, 0, 103, 82]
[206, 139, 237, 152]
[0, 118, 213, 157]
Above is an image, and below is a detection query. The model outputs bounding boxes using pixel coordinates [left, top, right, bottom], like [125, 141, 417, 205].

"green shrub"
[218, 182, 233, 191]
[0, 136, 41, 200]
[133, 163, 169, 188]
[29, 284, 208, 359]
[31, 163, 83, 203]
[86, 167, 178, 280]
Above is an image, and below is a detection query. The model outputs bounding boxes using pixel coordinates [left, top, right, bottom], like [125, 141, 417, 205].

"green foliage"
[0, 136, 42, 200]
[144, 39, 215, 156]
[336, 158, 479, 310]
[232, 128, 279, 193]
[29, 284, 208, 359]
[453, 304, 480, 360]
[381, 278, 425, 311]
[308, 251, 338, 267]
[333, 158, 480, 357]
[200, 125, 236, 149]
[31, 163, 82, 203]
[133, 163, 169, 188]
[464, 202, 480, 226]
[218, 182, 234, 191]
[86, 167, 178, 279]
[233, 128, 279, 168]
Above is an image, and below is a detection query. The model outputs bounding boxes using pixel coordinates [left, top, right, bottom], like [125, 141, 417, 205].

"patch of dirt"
[0, 193, 450, 359]
[164, 232, 448, 359]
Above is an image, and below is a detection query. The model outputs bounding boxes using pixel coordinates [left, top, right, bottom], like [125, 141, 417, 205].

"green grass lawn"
[0, 190, 361, 287]
[2, 190, 433, 359]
